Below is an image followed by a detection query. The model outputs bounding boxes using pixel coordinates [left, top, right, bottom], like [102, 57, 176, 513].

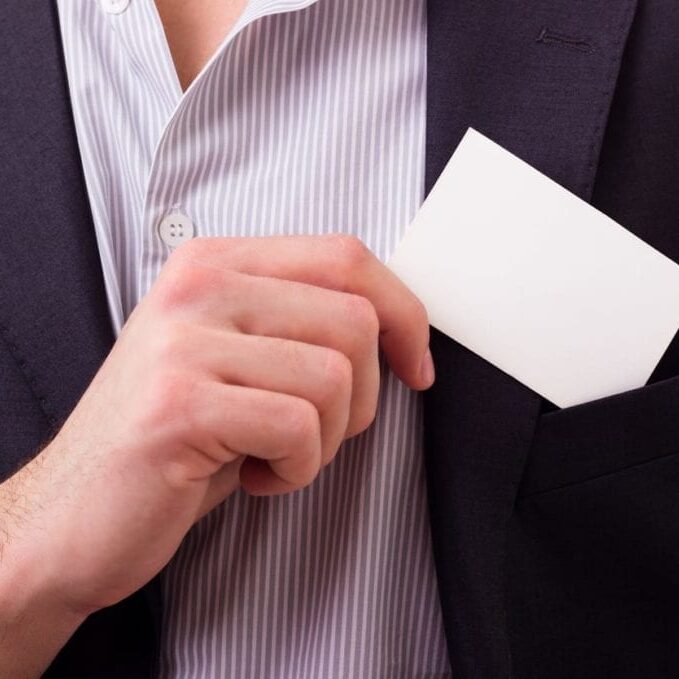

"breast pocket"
[519, 374, 679, 497]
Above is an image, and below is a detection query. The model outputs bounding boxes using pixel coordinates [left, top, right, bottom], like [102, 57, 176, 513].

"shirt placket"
[134, 0, 323, 305]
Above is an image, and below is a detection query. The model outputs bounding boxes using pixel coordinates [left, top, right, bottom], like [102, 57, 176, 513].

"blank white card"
[388, 128, 679, 407]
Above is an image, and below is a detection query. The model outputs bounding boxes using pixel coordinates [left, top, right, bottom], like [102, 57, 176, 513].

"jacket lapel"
[0, 0, 114, 443]
[423, 1, 638, 676]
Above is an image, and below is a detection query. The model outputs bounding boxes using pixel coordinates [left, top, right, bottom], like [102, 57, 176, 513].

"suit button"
[100, 0, 130, 14]
[158, 211, 195, 248]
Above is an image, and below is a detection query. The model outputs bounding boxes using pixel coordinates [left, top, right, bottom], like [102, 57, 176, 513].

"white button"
[100, 0, 130, 15]
[158, 211, 195, 248]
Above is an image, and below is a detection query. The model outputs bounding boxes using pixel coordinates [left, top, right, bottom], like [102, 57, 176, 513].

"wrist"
[0, 538, 87, 677]
[0, 471, 88, 676]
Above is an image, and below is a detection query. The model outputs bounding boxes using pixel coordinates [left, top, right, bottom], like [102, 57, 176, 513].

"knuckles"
[342, 293, 380, 340]
[149, 322, 196, 364]
[169, 236, 214, 262]
[326, 234, 371, 280]
[134, 325, 206, 436]
[155, 260, 214, 312]
[138, 368, 197, 437]
[153, 240, 242, 313]
[346, 394, 379, 439]
[317, 348, 353, 402]
[275, 396, 323, 486]
[139, 323, 212, 396]
[280, 396, 322, 450]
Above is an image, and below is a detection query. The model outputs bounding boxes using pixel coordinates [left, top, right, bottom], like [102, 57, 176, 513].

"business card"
[388, 128, 679, 407]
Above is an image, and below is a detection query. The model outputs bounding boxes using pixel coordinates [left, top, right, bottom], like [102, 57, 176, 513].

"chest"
[58, 0, 428, 329]
[154, 0, 247, 90]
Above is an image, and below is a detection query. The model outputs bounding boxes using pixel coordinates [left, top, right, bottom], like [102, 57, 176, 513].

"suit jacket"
[2, 1, 679, 676]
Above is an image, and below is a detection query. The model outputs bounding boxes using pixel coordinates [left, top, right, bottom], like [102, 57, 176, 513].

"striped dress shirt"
[56, 0, 451, 676]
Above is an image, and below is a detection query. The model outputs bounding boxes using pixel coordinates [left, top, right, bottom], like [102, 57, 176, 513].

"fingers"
[156, 275, 380, 440]
[222, 278, 379, 439]
[190, 330, 353, 464]
[189, 382, 323, 496]
[165, 235, 433, 390]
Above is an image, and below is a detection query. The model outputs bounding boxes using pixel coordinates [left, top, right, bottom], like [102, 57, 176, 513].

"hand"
[0, 235, 433, 672]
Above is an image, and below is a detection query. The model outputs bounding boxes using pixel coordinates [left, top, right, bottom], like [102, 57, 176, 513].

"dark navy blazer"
[2, 1, 679, 677]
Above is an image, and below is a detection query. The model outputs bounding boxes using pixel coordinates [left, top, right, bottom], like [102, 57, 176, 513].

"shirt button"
[158, 211, 195, 248]
[100, 0, 130, 14]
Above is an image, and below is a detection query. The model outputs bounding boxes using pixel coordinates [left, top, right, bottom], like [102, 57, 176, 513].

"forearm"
[0, 470, 86, 678]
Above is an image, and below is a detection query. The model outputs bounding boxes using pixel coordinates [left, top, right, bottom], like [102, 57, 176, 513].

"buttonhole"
[536, 27, 594, 53]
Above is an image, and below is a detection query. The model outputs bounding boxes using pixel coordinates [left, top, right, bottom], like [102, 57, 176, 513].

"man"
[1, 0, 678, 677]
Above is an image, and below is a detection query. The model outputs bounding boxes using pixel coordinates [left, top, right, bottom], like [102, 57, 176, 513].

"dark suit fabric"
[508, 4, 679, 677]
[1, 1, 679, 677]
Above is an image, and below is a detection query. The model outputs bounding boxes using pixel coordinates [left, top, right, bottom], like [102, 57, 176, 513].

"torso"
[57, 0, 451, 675]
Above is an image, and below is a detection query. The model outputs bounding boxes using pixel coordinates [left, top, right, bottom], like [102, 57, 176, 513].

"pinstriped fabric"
[57, 0, 451, 676]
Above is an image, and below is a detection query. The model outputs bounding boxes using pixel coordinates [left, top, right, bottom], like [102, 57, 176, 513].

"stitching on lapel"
[581, 0, 638, 199]
[0, 322, 55, 428]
